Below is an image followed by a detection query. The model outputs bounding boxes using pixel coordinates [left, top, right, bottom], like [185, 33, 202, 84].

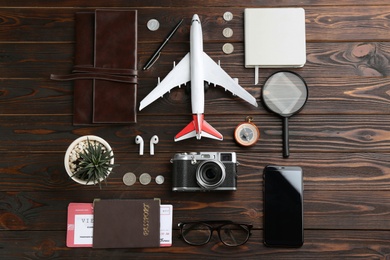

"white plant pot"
[64, 135, 114, 185]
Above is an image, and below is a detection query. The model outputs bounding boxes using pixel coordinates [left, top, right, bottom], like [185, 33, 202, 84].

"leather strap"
[50, 73, 138, 84]
[73, 66, 138, 76]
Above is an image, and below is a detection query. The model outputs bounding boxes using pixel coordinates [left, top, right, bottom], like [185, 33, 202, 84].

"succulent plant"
[71, 138, 117, 189]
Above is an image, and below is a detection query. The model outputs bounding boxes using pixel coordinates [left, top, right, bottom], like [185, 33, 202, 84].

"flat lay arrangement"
[57, 9, 308, 249]
[2, 1, 390, 259]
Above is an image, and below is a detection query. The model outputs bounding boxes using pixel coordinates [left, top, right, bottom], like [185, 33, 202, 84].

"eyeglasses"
[178, 220, 252, 246]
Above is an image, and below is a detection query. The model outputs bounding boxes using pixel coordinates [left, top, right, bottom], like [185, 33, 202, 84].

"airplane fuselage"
[190, 15, 205, 115]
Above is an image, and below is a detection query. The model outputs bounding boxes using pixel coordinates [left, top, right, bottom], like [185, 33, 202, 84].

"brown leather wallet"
[51, 9, 138, 124]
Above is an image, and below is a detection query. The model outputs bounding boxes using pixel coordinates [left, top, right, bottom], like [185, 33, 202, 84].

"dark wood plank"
[1, 151, 390, 192]
[0, 230, 389, 259]
[3, 0, 390, 7]
[0, 79, 72, 114]
[1, 190, 390, 231]
[2, 76, 390, 115]
[0, 6, 389, 42]
[2, 0, 390, 8]
[0, 115, 390, 153]
[3, 41, 390, 80]
[142, 42, 390, 78]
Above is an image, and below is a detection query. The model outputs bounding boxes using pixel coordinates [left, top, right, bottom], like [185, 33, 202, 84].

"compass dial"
[234, 120, 260, 146]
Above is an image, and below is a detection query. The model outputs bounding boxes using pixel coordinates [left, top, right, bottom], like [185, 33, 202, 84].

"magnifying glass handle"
[283, 117, 289, 158]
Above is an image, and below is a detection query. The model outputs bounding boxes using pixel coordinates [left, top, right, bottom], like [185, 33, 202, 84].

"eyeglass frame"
[178, 220, 253, 246]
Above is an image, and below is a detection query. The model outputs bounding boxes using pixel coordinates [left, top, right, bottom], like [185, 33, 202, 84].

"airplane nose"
[192, 14, 200, 23]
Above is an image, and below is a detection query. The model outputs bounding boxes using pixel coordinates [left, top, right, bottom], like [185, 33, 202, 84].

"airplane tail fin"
[201, 119, 223, 140]
[174, 114, 223, 142]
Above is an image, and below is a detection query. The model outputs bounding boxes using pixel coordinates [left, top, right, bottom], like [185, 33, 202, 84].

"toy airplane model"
[139, 14, 258, 141]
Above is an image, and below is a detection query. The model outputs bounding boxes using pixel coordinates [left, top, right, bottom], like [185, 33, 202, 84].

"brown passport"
[92, 199, 160, 248]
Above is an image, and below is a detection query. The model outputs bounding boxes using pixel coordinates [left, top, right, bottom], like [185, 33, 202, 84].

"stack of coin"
[222, 12, 234, 54]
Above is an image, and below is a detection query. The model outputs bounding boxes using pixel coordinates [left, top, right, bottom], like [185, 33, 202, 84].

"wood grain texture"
[3, 42, 390, 80]
[0, 115, 390, 152]
[1, 190, 390, 231]
[1, 1, 390, 259]
[1, 77, 390, 115]
[2, 0, 390, 8]
[1, 7, 390, 42]
[0, 230, 390, 259]
[1, 152, 390, 192]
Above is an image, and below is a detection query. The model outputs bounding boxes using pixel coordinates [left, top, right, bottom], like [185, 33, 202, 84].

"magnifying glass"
[261, 71, 308, 158]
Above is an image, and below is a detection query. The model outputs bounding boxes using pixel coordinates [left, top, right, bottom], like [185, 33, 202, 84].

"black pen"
[143, 19, 184, 70]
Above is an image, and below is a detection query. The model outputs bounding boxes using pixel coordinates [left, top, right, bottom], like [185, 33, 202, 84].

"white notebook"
[244, 8, 306, 69]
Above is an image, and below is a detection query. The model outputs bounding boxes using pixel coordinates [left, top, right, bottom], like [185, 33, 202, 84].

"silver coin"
[123, 172, 136, 186]
[222, 43, 234, 54]
[155, 175, 165, 185]
[222, 28, 233, 38]
[139, 173, 152, 185]
[147, 19, 160, 31]
[223, 12, 233, 21]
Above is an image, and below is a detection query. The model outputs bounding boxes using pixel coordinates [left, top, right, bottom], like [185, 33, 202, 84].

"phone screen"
[263, 165, 304, 247]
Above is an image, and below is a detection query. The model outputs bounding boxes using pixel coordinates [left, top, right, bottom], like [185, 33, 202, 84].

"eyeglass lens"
[181, 222, 250, 246]
[219, 223, 250, 246]
[181, 223, 211, 245]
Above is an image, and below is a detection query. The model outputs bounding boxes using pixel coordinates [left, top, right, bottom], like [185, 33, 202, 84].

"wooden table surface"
[1, 0, 390, 259]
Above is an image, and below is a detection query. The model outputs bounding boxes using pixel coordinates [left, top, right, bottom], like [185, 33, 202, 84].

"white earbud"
[150, 135, 159, 155]
[135, 135, 144, 155]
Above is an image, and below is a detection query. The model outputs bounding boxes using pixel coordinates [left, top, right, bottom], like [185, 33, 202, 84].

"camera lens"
[196, 160, 226, 189]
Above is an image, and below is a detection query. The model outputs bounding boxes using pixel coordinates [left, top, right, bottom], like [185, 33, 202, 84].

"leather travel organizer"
[51, 9, 138, 124]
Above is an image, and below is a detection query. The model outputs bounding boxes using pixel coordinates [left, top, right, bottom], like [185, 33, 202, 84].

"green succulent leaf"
[71, 138, 118, 189]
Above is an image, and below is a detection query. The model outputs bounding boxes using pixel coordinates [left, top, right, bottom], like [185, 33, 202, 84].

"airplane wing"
[202, 52, 258, 107]
[139, 53, 191, 110]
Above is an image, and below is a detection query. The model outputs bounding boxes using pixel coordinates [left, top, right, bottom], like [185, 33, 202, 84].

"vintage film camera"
[171, 152, 238, 191]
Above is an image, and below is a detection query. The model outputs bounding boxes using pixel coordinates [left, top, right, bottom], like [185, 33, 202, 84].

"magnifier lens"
[261, 71, 308, 158]
[263, 72, 308, 116]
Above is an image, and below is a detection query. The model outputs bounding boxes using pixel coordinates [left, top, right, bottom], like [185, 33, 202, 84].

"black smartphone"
[263, 165, 304, 247]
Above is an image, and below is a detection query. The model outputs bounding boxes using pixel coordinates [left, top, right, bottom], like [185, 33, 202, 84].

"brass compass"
[234, 116, 260, 146]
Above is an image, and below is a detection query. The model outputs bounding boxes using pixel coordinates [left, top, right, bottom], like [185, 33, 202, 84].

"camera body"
[171, 152, 238, 192]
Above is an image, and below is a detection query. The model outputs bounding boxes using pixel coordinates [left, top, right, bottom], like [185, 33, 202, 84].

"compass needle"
[234, 117, 260, 146]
